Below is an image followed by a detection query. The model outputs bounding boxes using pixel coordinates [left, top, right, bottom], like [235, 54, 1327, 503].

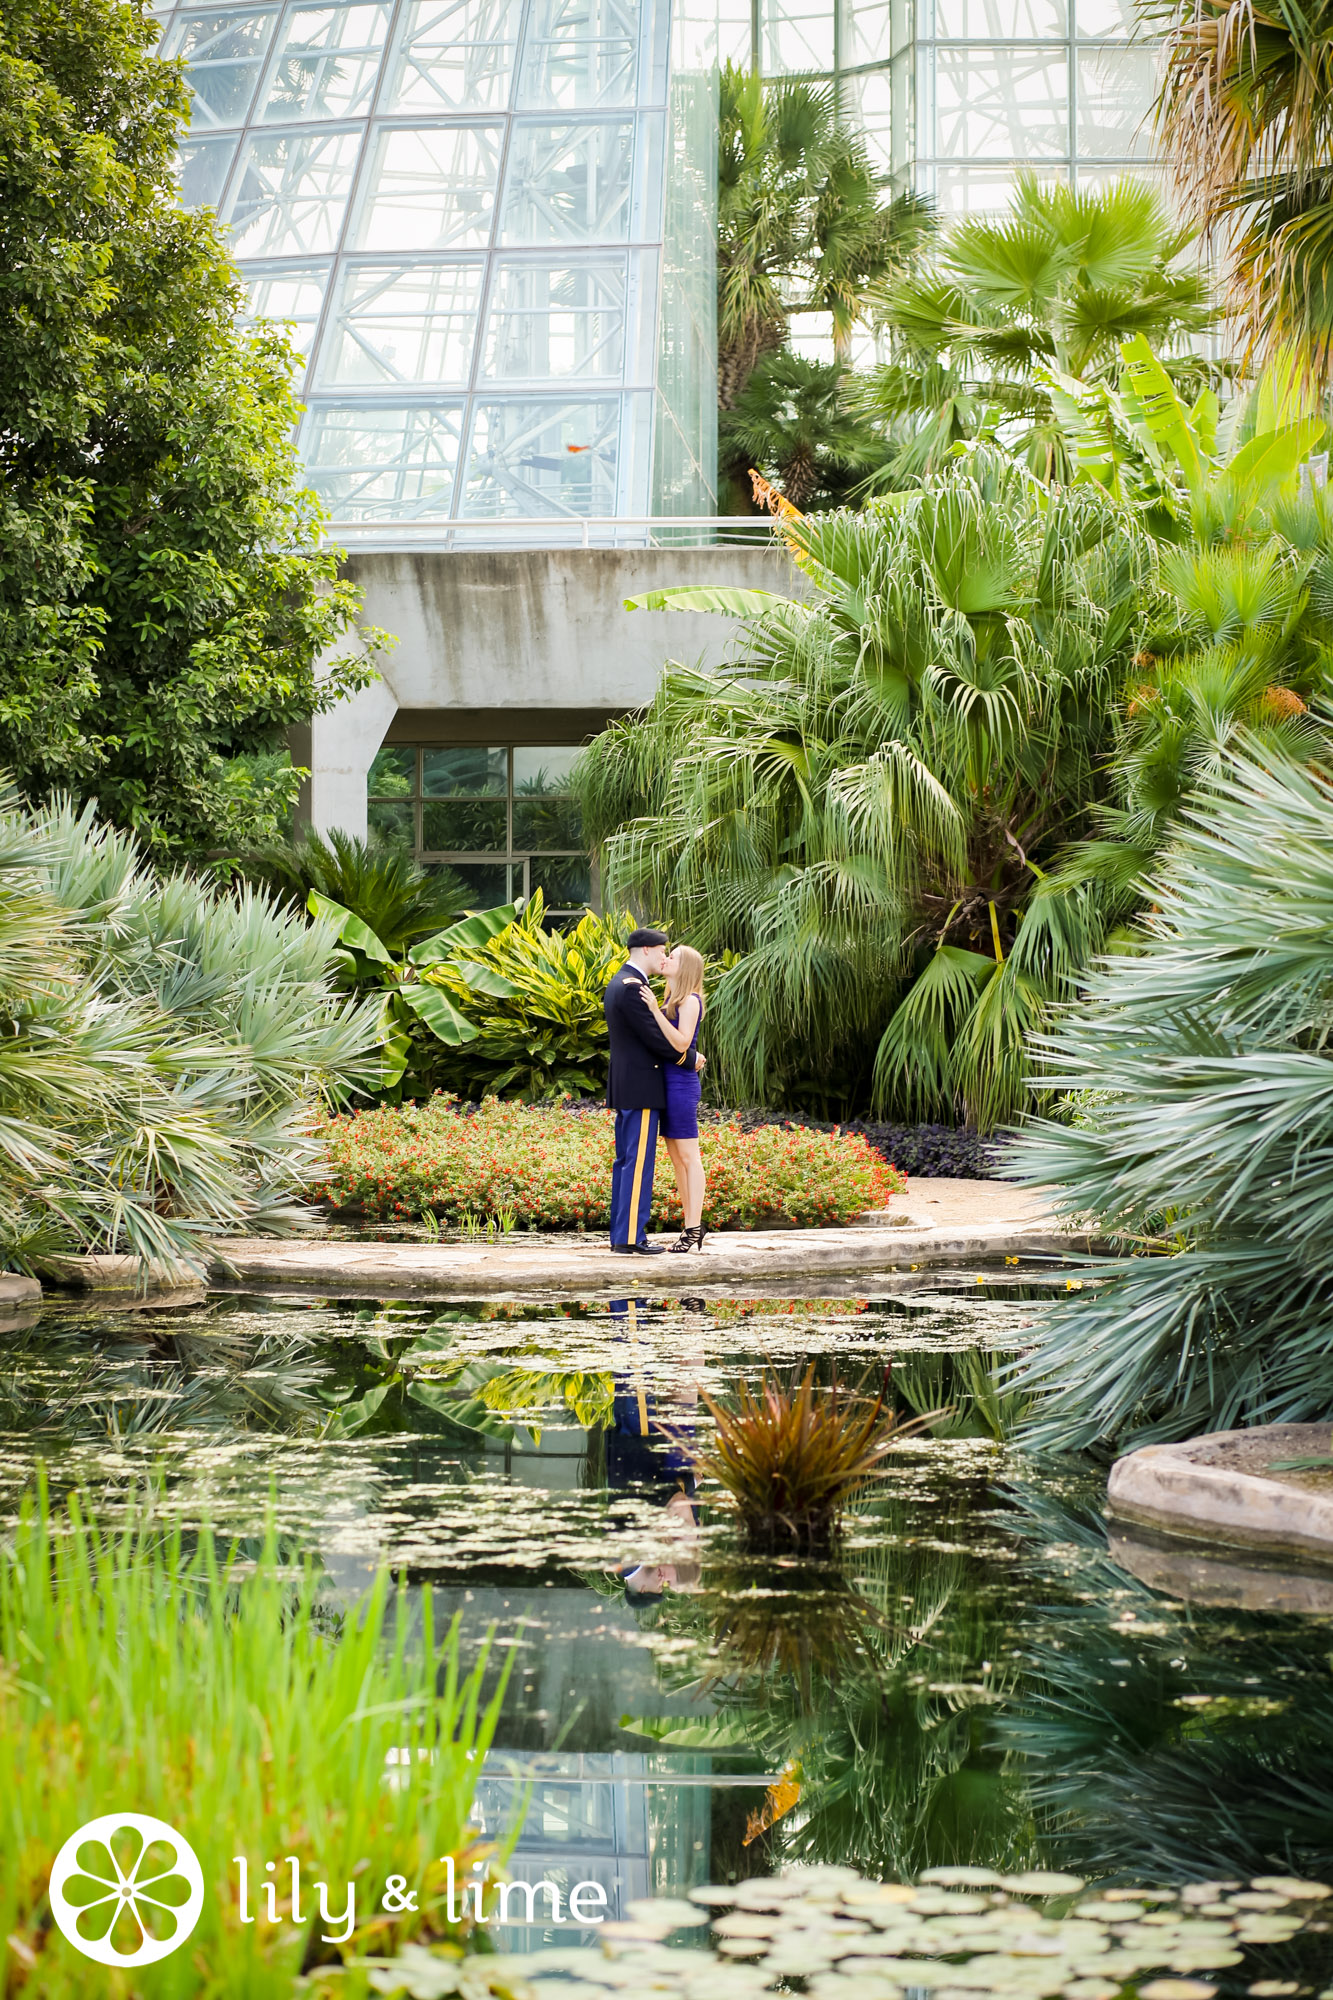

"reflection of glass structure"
[368, 740, 589, 911]
[154, 0, 719, 521]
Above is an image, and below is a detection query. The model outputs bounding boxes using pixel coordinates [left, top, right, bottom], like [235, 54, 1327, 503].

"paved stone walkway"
[203, 1178, 1096, 1298]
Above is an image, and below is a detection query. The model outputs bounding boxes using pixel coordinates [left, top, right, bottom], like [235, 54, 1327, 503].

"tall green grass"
[1, 1482, 510, 1997]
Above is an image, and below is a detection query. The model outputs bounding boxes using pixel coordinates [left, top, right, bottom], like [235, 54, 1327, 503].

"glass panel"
[438, 860, 511, 906]
[226, 129, 361, 254]
[422, 799, 508, 849]
[385, 0, 524, 112]
[844, 68, 893, 175]
[244, 262, 331, 360]
[261, 1, 391, 121]
[1076, 46, 1157, 158]
[512, 745, 582, 789]
[499, 120, 635, 243]
[482, 257, 627, 379]
[934, 48, 1070, 161]
[356, 124, 503, 249]
[368, 745, 417, 794]
[845, 0, 892, 68]
[513, 795, 584, 849]
[162, 10, 278, 128]
[933, 164, 1029, 215]
[530, 854, 591, 905]
[319, 260, 484, 384]
[423, 746, 508, 795]
[462, 397, 621, 516]
[933, 0, 1067, 34]
[299, 402, 464, 516]
[516, 0, 641, 110]
[1075, 0, 1138, 32]
[759, 0, 835, 74]
[368, 800, 415, 848]
[176, 135, 239, 209]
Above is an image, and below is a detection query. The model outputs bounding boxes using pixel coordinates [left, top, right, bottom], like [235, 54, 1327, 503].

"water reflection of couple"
[604, 927, 708, 1255]
[607, 1296, 703, 1609]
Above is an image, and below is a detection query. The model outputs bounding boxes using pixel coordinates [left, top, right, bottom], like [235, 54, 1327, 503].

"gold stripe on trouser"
[627, 1107, 651, 1245]
[626, 1299, 648, 1434]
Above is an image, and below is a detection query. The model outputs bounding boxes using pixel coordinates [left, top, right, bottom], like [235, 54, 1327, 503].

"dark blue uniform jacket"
[603, 964, 692, 1109]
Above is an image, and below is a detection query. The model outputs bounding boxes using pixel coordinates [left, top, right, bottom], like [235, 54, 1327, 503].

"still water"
[3, 1278, 1331, 1951]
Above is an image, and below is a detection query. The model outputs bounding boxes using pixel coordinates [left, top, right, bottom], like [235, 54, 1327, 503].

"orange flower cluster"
[311, 1095, 905, 1230]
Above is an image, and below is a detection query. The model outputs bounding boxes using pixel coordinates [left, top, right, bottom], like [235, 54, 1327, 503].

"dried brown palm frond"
[697, 1366, 930, 1551]
[1155, 0, 1333, 370]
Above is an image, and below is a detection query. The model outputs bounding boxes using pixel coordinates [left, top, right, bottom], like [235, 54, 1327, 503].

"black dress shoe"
[632, 1241, 667, 1254]
[609, 1244, 637, 1254]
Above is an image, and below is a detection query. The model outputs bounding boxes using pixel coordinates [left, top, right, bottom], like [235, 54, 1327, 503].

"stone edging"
[1107, 1424, 1333, 1563]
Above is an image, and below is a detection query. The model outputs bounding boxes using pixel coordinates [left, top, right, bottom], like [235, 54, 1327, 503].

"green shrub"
[0, 1484, 509, 1995]
[312, 1096, 905, 1230]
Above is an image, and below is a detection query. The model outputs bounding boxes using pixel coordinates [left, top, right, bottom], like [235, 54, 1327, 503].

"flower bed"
[313, 1095, 906, 1230]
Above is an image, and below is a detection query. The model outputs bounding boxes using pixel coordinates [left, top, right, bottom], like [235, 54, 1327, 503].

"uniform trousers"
[609, 1106, 659, 1246]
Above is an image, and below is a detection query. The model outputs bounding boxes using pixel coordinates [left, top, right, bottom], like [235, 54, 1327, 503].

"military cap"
[627, 926, 669, 947]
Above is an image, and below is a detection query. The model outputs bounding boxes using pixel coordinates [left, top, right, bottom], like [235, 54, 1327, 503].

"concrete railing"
[324, 515, 782, 553]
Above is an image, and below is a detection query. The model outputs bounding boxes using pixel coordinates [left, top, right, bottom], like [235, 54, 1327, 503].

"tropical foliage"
[0, 0, 376, 854]
[716, 64, 932, 422]
[577, 455, 1153, 1123]
[1, 1485, 510, 1994]
[1156, 0, 1333, 374]
[313, 1095, 903, 1230]
[414, 895, 638, 1100]
[0, 786, 378, 1276]
[1009, 747, 1333, 1453]
[858, 175, 1217, 489]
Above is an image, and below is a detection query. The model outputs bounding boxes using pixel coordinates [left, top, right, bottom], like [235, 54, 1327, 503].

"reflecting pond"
[3, 1280, 1332, 1959]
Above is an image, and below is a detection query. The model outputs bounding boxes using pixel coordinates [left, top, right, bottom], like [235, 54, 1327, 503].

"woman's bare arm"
[638, 986, 700, 1054]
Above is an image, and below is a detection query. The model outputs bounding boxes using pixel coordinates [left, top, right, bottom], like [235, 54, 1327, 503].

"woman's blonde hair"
[663, 945, 705, 1019]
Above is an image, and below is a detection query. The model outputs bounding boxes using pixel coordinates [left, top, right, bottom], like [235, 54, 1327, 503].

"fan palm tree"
[1156, 0, 1333, 373]
[0, 785, 380, 1276]
[720, 354, 886, 511]
[717, 64, 933, 414]
[859, 175, 1217, 486]
[575, 456, 1153, 1124]
[1009, 743, 1333, 1452]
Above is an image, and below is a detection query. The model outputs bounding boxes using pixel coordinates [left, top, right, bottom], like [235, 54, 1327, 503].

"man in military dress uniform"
[604, 927, 704, 1254]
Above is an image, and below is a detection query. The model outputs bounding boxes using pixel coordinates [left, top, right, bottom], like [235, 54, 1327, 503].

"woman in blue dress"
[637, 944, 707, 1252]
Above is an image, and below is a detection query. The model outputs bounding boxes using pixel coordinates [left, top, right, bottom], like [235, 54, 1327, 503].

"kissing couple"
[603, 926, 708, 1255]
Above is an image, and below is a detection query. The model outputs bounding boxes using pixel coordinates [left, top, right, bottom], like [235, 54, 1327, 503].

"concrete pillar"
[293, 676, 398, 841]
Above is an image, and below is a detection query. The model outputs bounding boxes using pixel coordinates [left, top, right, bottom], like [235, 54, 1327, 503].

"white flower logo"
[49, 1813, 205, 1967]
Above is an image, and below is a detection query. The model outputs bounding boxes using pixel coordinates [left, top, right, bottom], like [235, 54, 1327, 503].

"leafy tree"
[858, 176, 1217, 487]
[0, 0, 376, 855]
[717, 65, 933, 419]
[1156, 0, 1333, 373]
[721, 354, 885, 511]
[1009, 746, 1333, 1451]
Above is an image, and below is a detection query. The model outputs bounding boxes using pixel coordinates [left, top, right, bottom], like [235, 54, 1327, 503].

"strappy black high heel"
[668, 1225, 705, 1253]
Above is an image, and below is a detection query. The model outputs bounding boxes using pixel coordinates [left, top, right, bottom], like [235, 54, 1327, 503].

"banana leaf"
[623, 586, 788, 614]
[408, 901, 522, 966]
[398, 983, 478, 1045]
[307, 891, 392, 964]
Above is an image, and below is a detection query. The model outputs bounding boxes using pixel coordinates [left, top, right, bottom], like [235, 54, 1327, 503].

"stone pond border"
[1108, 1424, 1333, 1564]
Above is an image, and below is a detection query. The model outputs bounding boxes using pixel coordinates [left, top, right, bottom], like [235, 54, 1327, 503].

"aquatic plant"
[0, 1483, 511, 1995]
[697, 1366, 922, 1549]
[313, 1095, 904, 1230]
[1009, 745, 1333, 1449]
